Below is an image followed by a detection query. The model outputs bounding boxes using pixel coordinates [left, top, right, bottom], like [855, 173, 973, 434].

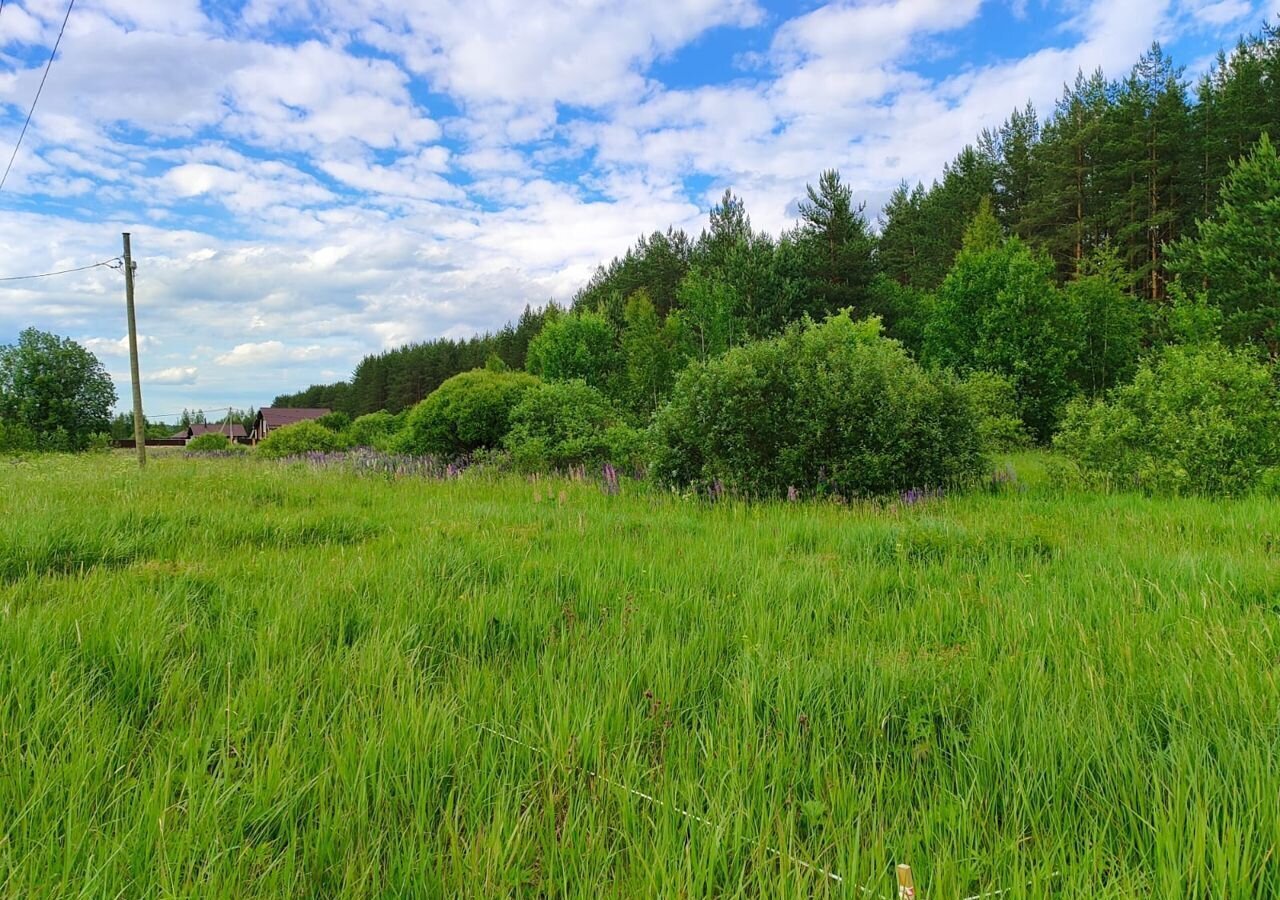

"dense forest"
[275, 25, 1280, 419]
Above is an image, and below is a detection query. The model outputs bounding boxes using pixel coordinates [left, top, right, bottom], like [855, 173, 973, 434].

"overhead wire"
[0, 0, 77, 193]
[0, 257, 120, 282]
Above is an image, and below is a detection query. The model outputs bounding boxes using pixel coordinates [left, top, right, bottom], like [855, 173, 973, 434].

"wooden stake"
[897, 863, 917, 899]
[123, 232, 145, 468]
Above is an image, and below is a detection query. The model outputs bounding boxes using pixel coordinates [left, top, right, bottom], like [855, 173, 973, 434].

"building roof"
[171, 422, 248, 438]
[258, 407, 331, 428]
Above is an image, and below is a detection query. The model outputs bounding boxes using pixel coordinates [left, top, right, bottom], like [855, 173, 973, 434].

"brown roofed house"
[250, 408, 331, 443]
[172, 422, 248, 442]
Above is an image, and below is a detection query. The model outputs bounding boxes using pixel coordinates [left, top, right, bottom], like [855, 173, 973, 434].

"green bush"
[961, 371, 1030, 452]
[316, 411, 352, 433]
[1054, 343, 1280, 495]
[346, 411, 404, 450]
[0, 420, 37, 453]
[185, 432, 234, 452]
[397, 369, 540, 457]
[257, 421, 347, 459]
[652, 312, 986, 498]
[504, 380, 625, 470]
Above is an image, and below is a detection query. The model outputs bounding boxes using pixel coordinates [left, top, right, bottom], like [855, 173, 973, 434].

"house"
[249, 407, 331, 442]
[171, 422, 248, 442]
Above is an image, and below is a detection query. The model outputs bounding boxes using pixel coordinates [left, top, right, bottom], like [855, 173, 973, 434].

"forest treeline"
[275, 25, 1280, 418]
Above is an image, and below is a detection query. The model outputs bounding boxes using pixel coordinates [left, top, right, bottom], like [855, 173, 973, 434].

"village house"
[171, 422, 248, 443]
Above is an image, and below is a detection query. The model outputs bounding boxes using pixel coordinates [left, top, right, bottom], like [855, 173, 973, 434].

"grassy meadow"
[1, 452, 1278, 897]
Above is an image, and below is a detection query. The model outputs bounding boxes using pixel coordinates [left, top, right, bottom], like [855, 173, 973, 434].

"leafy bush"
[1054, 343, 1280, 494]
[186, 432, 234, 452]
[316, 411, 352, 433]
[257, 421, 348, 459]
[961, 371, 1029, 452]
[346, 411, 404, 450]
[0, 420, 37, 453]
[504, 380, 625, 470]
[525, 311, 621, 392]
[652, 312, 986, 498]
[397, 369, 540, 457]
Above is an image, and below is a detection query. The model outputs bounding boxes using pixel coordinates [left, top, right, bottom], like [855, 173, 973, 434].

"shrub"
[1054, 343, 1280, 495]
[504, 380, 623, 470]
[652, 312, 986, 498]
[346, 411, 404, 450]
[186, 432, 234, 452]
[397, 369, 540, 457]
[961, 371, 1030, 452]
[257, 421, 347, 459]
[0, 420, 37, 453]
[316, 411, 352, 433]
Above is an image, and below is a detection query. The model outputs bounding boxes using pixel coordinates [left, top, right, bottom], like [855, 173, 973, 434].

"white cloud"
[0, 0, 1242, 414]
[148, 366, 199, 385]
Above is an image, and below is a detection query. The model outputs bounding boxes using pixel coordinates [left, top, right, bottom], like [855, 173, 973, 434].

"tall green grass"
[1, 453, 1277, 896]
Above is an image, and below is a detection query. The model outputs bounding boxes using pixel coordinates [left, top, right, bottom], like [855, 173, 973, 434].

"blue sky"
[0, 0, 1275, 418]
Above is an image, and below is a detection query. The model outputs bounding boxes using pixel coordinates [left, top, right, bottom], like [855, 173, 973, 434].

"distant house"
[172, 422, 248, 442]
[250, 407, 331, 442]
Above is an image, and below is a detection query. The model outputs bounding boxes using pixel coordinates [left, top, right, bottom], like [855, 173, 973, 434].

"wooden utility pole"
[123, 232, 146, 468]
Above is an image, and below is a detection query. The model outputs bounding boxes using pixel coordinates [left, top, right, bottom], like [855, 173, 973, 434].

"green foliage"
[621, 290, 676, 417]
[783, 169, 878, 319]
[961, 371, 1030, 451]
[674, 267, 739, 363]
[865, 274, 932, 357]
[397, 369, 539, 457]
[1168, 133, 1280, 357]
[316, 411, 352, 433]
[503, 380, 624, 470]
[257, 421, 349, 459]
[1149, 280, 1224, 347]
[346, 411, 404, 450]
[926, 222, 1082, 441]
[1055, 343, 1280, 494]
[525, 311, 621, 392]
[653, 312, 986, 497]
[1067, 244, 1145, 397]
[0, 328, 116, 451]
[186, 433, 234, 452]
[0, 419, 37, 453]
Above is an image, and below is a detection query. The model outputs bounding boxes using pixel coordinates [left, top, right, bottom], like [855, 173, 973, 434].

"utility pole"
[123, 232, 145, 468]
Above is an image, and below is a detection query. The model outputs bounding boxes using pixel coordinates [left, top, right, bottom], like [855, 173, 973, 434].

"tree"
[525, 311, 622, 393]
[786, 169, 878, 318]
[0, 329, 116, 451]
[926, 206, 1083, 441]
[621, 290, 673, 417]
[1168, 133, 1280, 358]
[1066, 244, 1144, 397]
[675, 268, 739, 363]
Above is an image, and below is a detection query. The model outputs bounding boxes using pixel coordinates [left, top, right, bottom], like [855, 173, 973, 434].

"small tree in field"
[0, 329, 116, 450]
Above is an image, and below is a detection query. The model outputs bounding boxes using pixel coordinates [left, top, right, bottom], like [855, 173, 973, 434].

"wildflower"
[601, 462, 620, 496]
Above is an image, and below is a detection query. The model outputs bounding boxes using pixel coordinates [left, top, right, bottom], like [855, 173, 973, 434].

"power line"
[0, 257, 120, 282]
[0, 0, 77, 193]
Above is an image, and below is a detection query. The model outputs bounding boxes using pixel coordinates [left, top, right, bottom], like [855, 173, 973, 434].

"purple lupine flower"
[602, 462, 620, 496]
[708, 478, 726, 503]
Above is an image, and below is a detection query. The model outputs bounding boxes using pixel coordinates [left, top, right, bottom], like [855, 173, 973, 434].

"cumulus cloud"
[148, 366, 199, 385]
[0, 0, 1251, 412]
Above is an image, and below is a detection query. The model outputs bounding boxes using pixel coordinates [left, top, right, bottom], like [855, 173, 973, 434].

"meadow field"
[1, 452, 1278, 897]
